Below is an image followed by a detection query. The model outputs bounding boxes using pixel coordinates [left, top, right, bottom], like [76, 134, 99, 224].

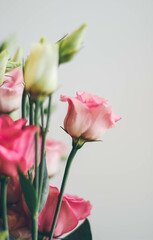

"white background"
[1, 0, 153, 239]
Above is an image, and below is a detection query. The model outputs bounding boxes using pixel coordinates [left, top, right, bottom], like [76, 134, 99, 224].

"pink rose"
[60, 91, 121, 140]
[38, 185, 92, 237]
[0, 115, 37, 177]
[46, 139, 67, 177]
[0, 68, 24, 113]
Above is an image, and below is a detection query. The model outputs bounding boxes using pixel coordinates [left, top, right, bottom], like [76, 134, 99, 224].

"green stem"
[34, 101, 40, 197]
[32, 100, 40, 240]
[29, 96, 34, 125]
[32, 217, 38, 240]
[48, 141, 80, 240]
[38, 94, 52, 206]
[45, 94, 52, 133]
[22, 89, 27, 118]
[0, 176, 10, 240]
[40, 103, 44, 130]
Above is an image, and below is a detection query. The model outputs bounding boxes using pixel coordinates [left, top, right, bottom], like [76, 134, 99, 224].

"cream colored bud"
[59, 23, 87, 64]
[24, 41, 59, 101]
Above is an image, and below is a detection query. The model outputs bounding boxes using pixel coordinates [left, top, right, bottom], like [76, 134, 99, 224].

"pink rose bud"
[38, 185, 92, 237]
[46, 139, 67, 177]
[0, 115, 37, 177]
[61, 91, 121, 141]
[0, 68, 24, 113]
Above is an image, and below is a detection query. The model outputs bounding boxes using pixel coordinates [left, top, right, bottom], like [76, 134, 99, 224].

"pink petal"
[61, 96, 92, 138]
[64, 194, 92, 220]
[0, 145, 26, 177]
[0, 116, 38, 177]
[76, 91, 108, 106]
[83, 105, 114, 140]
[38, 185, 92, 237]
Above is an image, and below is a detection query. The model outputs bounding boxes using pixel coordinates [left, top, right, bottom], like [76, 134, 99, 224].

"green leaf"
[39, 157, 49, 213]
[28, 165, 34, 184]
[18, 168, 38, 217]
[63, 219, 92, 240]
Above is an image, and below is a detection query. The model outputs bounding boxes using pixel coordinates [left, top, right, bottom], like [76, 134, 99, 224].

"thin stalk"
[49, 143, 79, 240]
[45, 94, 52, 133]
[29, 97, 34, 125]
[32, 100, 40, 240]
[38, 94, 52, 206]
[22, 89, 27, 118]
[34, 101, 40, 197]
[0, 176, 10, 240]
[40, 103, 44, 130]
[32, 217, 38, 240]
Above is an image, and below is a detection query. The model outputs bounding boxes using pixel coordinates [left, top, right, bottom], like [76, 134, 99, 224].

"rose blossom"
[38, 185, 92, 237]
[60, 91, 121, 140]
[0, 68, 24, 113]
[0, 115, 37, 177]
[46, 139, 67, 177]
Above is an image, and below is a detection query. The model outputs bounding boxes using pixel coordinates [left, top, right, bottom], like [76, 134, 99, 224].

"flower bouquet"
[0, 24, 121, 240]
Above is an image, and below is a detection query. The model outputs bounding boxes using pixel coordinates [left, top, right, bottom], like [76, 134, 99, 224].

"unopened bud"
[24, 40, 59, 101]
[59, 23, 87, 64]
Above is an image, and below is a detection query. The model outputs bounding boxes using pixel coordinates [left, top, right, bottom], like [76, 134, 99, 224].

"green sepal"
[5, 61, 22, 73]
[0, 34, 16, 53]
[63, 219, 92, 240]
[12, 46, 23, 63]
[0, 50, 9, 86]
[56, 34, 68, 44]
[18, 168, 38, 217]
[40, 37, 47, 44]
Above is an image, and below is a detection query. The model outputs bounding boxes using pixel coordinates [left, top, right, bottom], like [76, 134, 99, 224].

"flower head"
[38, 185, 92, 237]
[61, 91, 121, 141]
[0, 115, 37, 177]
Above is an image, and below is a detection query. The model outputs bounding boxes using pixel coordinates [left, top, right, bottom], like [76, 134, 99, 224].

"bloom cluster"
[0, 25, 121, 240]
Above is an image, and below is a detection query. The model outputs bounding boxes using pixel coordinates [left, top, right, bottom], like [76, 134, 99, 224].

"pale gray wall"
[1, 0, 153, 239]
